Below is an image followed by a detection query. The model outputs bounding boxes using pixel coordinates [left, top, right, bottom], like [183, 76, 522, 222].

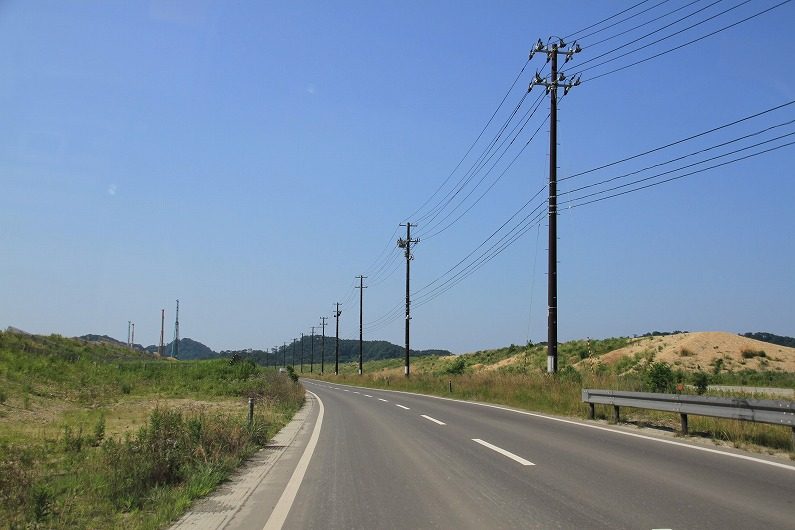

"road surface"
[226, 379, 795, 529]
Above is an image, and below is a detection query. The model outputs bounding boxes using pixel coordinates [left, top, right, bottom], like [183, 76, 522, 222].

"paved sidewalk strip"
[171, 395, 315, 530]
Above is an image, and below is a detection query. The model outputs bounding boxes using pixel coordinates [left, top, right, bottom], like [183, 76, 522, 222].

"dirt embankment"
[579, 331, 795, 373]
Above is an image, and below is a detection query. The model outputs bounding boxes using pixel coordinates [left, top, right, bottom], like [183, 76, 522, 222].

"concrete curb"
[170, 394, 316, 530]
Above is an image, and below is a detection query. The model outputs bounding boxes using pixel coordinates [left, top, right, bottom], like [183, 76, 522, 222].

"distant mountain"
[144, 338, 219, 360]
[221, 338, 451, 365]
[740, 332, 795, 349]
[79, 334, 127, 346]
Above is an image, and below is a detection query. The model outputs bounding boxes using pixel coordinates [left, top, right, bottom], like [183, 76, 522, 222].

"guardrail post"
[588, 402, 595, 420]
[612, 405, 620, 424]
[680, 413, 688, 435]
[248, 397, 254, 426]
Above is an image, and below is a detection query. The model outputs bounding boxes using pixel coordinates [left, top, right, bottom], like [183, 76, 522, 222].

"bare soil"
[579, 331, 795, 373]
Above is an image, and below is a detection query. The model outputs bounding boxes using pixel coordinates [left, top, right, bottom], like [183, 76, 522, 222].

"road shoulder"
[171, 391, 319, 530]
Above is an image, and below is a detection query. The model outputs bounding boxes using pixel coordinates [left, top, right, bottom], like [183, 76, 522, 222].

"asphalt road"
[233, 379, 795, 529]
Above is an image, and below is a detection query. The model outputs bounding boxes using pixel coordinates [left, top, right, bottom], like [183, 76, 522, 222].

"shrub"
[444, 357, 466, 375]
[692, 371, 709, 395]
[712, 358, 724, 375]
[91, 415, 106, 446]
[62, 425, 84, 453]
[644, 362, 675, 393]
[558, 365, 581, 383]
[741, 349, 766, 359]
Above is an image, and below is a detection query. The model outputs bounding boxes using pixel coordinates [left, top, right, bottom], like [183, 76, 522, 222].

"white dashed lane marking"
[472, 438, 534, 466]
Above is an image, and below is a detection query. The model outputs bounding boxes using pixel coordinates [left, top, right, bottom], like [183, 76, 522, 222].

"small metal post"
[248, 397, 254, 426]
[612, 405, 620, 423]
[448, 380, 452, 393]
[588, 402, 595, 420]
[680, 413, 689, 435]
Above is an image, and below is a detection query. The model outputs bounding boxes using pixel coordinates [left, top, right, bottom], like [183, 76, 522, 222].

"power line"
[564, 0, 656, 40]
[561, 100, 795, 182]
[414, 208, 549, 309]
[407, 59, 531, 222]
[584, 0, 706, 49]
[418, 95, 548, 240]
[560, 135, 795, 207]
[562, 140, 795, 209]
[576, 0, 675, 43]
[417, 91, 532, 225]
[581, 0, 792, 82]
[560, 120, 795, 196]
[414, 188, 547, 297]
[575, 0, 728, 70]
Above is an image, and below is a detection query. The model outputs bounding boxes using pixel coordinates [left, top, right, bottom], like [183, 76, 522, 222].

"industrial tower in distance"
[169, 299, 180, 359]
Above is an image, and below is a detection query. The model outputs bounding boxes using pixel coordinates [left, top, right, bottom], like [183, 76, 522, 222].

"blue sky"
[2, 1, 793, 353]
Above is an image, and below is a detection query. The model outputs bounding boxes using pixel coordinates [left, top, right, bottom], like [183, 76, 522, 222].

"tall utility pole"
[171, 299, 180, 359]
[320, 317, 328, 374]
[127, 321, 131, 348]
[398, 223, 419, 377]
[283, 342, 287, 367]
[310, 326, 316, 373]
[528, 37, 581, 374]
[333, 303, 342, 375]
[272, 347, 277, 369]
[292, 338, 297, 368]
[158, 309, 165, 357]
[355, 275, 367, 374]
[300, 333, 305, 373]
[131, 323, 135, 349]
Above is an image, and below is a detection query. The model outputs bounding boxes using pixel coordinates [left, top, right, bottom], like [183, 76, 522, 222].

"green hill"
[221, 338, 450, 365]
[740, 332, 795, 349]
[144, 338, 219, 360]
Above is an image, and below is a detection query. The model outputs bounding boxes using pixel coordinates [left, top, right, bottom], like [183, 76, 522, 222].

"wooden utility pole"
[334, 303, 342, 375]
[398, 223, 419, 377]
[528, 37, 581, 373]
[356, 275, 367, 374]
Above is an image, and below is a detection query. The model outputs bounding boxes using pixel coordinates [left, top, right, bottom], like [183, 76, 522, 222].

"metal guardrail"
[582, 389, 795, 445]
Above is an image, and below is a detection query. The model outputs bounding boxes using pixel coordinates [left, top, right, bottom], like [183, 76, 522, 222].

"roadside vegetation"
[0, 331, 304, 529]
[313, 335, 794, 456]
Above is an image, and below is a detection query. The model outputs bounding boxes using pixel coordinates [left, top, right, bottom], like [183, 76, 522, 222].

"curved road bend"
[238, 380, 795, 529]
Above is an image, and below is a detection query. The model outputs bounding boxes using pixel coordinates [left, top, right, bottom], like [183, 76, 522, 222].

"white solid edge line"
[395, 404, 410, 410]
[263, 390, 325, 530]
[472, 438, 535, 466]
[302, 379, 795, 472]
[421, 414, 446, 425]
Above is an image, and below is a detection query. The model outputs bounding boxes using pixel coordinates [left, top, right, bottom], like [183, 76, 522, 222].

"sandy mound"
[580, 332, 795, 373]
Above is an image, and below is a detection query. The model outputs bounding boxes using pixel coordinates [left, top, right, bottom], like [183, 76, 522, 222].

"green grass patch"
[0, 331, 305, 528]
